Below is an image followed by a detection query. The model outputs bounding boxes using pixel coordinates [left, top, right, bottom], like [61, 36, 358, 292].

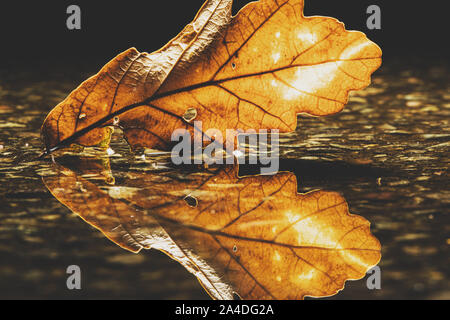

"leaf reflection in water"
[43, 158, 381, 300]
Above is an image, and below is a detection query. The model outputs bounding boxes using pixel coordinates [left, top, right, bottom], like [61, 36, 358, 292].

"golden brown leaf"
[43, 158, 381, 300]
[41, 0, 382, 154]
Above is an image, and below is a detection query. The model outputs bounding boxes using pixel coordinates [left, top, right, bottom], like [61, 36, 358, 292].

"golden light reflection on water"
[43, 157, 381, 300]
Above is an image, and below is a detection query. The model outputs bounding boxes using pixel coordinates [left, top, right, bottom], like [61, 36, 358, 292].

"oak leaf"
[41, 0, 382, 154]
[43, 158, 381, 300]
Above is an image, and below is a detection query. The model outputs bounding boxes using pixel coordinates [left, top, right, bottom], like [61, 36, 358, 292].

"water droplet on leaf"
[183, 108, 197, 123]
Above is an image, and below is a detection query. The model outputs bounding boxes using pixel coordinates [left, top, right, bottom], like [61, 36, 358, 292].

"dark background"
[0, 0, 448, 71]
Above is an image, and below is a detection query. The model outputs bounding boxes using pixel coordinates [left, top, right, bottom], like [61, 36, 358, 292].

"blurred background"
[1, 0, 449, 68]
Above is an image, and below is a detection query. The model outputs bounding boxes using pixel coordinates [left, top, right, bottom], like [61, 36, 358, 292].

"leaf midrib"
[47, 56, 377, 154]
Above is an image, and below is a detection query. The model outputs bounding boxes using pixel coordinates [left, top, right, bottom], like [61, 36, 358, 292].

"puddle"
[0, 58, 448, 299]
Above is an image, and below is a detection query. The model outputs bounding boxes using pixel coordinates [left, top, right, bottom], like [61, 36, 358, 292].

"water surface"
[0, 58, 448, 299]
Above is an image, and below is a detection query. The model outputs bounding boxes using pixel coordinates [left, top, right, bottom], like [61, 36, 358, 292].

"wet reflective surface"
[0, 58, 449, 299]
[43, 157, 381, 300]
